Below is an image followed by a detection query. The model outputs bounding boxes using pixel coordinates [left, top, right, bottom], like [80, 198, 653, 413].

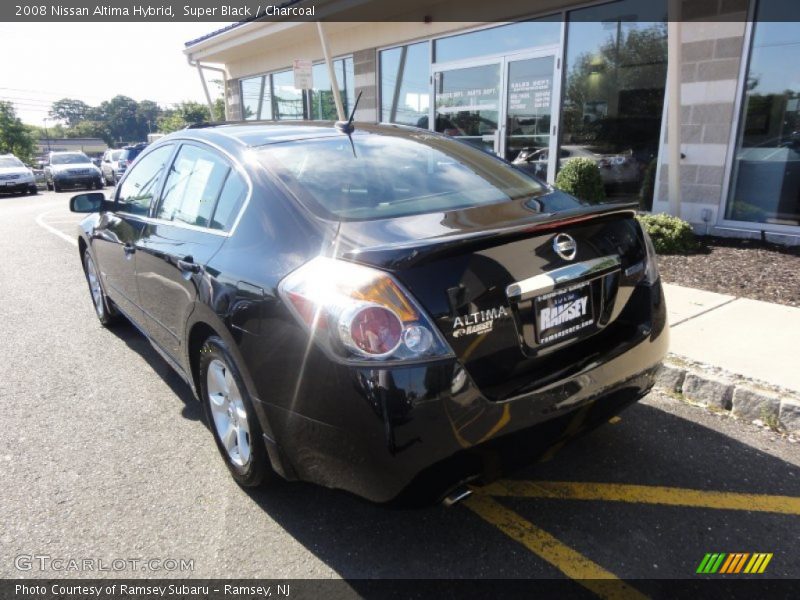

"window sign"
[293, 59, 313, 90]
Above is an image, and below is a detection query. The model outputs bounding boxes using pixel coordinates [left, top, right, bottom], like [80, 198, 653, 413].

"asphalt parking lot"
[1, 190, 799, 593]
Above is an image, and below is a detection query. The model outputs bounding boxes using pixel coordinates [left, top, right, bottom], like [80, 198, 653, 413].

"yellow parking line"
[478, 480, 800, 515]
[463, 495, 648, 600]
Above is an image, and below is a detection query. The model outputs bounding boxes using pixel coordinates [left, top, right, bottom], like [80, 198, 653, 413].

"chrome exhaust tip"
[442, 486, 472, 507]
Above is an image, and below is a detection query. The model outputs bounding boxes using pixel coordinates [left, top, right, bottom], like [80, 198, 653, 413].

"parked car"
[45, 152, 104, 192]
[513, 146, 641, 185]
[69, 122, 667, 504]
[102, 143, 147, 185]
[0, 154, 38, 195]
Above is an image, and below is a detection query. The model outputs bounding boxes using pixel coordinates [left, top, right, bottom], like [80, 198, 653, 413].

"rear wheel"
[199, 336, 270, 487]
[52, 180, 60, 193]
[27, 185, 37, 195]
[83, 251, 119, 326]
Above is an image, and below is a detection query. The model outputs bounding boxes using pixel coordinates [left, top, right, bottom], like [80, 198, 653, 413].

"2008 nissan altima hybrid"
[69, 121, 668, 504]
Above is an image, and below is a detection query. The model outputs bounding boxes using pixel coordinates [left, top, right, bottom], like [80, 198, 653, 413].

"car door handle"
[177, 257, 202, 274]
[123, 243, 135, 256]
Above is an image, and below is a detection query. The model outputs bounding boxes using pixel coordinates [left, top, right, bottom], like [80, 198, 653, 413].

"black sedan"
[69, 122, 668, 504]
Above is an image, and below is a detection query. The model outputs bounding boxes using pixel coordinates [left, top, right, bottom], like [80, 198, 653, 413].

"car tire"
[52, 180, 60, 193]
[82, 251, 120, 327]
[46, 180, 53, 191]
[28, 185, 37, 195]
[199, 336, 270, 488]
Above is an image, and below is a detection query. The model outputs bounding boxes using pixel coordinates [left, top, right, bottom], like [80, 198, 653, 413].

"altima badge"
[452, 306, 509, 338]
[553, 233, 577, 261]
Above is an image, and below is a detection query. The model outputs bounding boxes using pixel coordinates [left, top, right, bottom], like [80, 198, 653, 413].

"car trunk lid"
[335, 195, 649, 400]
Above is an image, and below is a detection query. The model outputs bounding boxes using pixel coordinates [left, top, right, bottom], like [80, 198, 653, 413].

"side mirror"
[70, 192, 107, 213]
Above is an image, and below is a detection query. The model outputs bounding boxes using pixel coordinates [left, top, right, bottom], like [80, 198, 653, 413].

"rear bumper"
[256, 281, 668, 503]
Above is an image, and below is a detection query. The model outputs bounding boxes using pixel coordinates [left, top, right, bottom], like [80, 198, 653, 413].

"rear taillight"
[640, 222, 660, 284]
[278, 257, 453, 363]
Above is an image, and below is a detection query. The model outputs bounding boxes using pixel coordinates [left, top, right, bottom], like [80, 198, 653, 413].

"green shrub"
[636, 213, 696, 254]
[554, 157, 606, 203]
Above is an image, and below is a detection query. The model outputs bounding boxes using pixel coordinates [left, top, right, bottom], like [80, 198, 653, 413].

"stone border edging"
[655, 354, 800, 436]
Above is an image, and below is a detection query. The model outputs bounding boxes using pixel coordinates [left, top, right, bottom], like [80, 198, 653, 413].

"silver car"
[0, 154, 38, 195]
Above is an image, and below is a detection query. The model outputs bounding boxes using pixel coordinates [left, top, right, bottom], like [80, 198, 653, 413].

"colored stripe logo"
[696, 553, 773, 574]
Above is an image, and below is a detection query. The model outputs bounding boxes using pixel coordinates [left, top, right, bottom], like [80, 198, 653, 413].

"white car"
[0, 154, 38, 195]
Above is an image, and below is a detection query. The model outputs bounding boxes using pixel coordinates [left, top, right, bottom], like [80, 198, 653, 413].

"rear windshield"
[0, 157, 24, 168]
[257, 131, 547, 221]
[51, 153, 90, 165]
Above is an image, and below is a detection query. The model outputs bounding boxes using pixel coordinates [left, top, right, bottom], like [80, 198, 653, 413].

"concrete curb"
[655, 353, 800, 437]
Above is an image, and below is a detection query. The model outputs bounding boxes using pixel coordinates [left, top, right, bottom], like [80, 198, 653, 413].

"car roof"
[162, 121, 427, 151]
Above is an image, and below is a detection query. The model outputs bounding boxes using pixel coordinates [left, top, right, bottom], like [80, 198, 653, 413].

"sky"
[0, 22, 231, 125]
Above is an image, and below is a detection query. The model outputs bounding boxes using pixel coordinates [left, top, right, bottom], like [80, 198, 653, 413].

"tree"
[49, 98, 91, 127]
[98, 95, 142, 144]
[65, 121, 112, 145]
[0, 102, 36, 163]
[157, 101, 212, 133]
[136, 100, 162, 135]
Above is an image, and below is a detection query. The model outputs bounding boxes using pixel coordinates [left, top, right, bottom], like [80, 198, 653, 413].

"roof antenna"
[335, 90, 363, 134]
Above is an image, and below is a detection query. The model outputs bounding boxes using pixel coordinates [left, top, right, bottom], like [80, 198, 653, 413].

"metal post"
[196, 62, 217, 121]
[316, 21, 346, 121]
[667, 0, 682, 216]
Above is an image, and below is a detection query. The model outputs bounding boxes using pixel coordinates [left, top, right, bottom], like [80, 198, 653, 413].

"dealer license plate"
[535, 282, 595, 344]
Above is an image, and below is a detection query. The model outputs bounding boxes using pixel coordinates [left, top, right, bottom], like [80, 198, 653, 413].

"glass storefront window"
[726, 1, 800, 226]
[272, 70, 305, 120]
[309, 57, 354, 120]
[433, 63, 500, 154]
[434, 18, 561, 63]
[380, 41, 430, 127]
[241, 75, 270, 120]
[562, 0, 667, 205]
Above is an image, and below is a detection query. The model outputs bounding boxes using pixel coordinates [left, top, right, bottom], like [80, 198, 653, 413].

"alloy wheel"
[85, 254, 104, 318]
[206, 358, 251, 467]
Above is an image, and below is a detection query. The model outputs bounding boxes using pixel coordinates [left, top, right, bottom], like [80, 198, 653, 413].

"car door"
[91, 144, 175, 322]
[135, 142, 247, 361]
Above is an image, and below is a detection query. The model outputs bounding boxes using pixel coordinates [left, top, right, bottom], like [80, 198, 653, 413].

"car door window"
[156, 144, 230, 228]
[210, 170, 247, 231]
[116, 145, 174, 216]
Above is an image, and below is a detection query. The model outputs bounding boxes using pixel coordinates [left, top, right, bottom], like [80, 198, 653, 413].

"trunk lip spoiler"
[340, 202, 639, 259]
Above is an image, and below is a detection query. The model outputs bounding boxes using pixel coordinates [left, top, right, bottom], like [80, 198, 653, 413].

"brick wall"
[225, 78, 243, 121]
[653, 1, 749, 228]
[353, 49, 378, 122]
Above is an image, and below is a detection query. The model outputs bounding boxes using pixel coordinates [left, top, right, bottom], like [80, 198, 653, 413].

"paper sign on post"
[293, 59, 313, 90]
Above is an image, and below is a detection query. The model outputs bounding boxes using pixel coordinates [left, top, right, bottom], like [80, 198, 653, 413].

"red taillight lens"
[278, 257, 453, 363]
[342, 305, 402, 356]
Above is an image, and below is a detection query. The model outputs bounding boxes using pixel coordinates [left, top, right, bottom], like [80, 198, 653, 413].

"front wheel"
[83, 251, 119, 326]
[199, 336, 270, 487]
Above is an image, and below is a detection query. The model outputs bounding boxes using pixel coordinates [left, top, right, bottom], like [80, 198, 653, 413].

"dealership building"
[184, 0, 799, 244]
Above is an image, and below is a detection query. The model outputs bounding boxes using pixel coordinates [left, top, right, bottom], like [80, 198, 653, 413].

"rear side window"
[210, 171, 247, 231]
[257, 132, 547, 221]
[156, 144, 230, 228]
[117, 144, 174, 216]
